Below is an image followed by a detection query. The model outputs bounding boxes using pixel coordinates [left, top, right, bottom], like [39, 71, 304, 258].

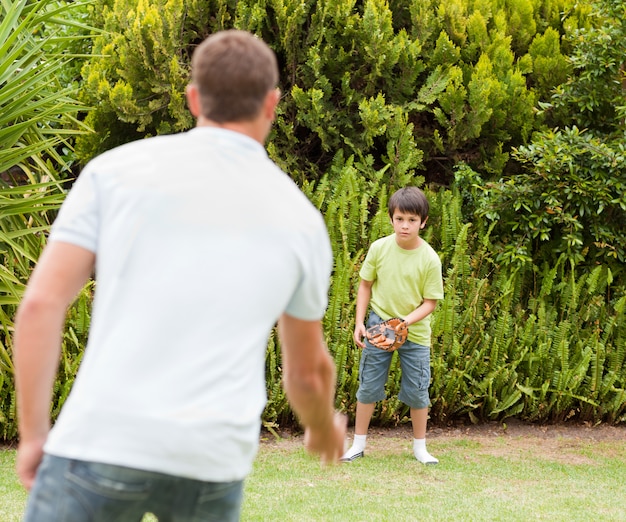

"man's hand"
[16, 436, 46, 491]
[304, 411, 347, 464]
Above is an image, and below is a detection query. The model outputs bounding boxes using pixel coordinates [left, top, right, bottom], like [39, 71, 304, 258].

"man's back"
[44, 127, 332, 481]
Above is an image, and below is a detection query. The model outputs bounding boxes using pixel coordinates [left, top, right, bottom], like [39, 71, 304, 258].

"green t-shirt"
[360, 234, 444, 346]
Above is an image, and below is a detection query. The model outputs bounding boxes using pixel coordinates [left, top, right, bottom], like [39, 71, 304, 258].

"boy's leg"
[410, 407, 438, 464]
[341, 401, 376, 461]
[411, 407, 428, 439]
[355, 401, 376, 435]
[397, 342, 438, 464]
[342, 328, 393, 462]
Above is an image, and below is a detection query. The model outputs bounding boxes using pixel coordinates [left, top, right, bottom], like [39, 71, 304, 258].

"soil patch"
[264, 418, 626, 443]
[261, 419, 626, 464]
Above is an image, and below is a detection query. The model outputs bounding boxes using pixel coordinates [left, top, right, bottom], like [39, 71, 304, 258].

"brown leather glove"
[365, 318, 408, 351]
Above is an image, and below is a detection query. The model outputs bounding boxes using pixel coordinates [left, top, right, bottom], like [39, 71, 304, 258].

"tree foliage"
[2, 0, 626, 437]
[0, 0, 91, 183]
[75, 0, 582, 186]
[457, 0, 626, 269]
[0, 0, 94, 439]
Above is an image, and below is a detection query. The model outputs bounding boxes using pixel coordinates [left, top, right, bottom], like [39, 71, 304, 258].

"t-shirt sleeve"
[359, 242, 378, 282]
[48, 168, 100, 253]
[423, 251, 444, 300]
[283, 216, 333, 321]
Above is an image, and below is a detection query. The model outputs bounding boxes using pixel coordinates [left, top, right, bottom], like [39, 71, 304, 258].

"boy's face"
[390, 209, 427, 248]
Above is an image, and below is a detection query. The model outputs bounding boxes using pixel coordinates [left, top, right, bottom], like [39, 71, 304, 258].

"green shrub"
[0, 0, 91, 181]
[76, 0, 580, 184]
[455, 0, 626, 269]
[281, 168, 626, 428]
[3, 0, 626, 440]
[0, 0, 93, 439]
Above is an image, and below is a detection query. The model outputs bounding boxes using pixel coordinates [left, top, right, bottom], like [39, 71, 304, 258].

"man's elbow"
[15, 293, 65, 334]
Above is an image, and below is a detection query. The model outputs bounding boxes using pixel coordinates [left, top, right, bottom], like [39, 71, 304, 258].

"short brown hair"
[191, 30, 279, 123]
[388, 187, 430, 220]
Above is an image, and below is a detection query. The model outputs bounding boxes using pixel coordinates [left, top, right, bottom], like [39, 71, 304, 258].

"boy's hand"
[354, 324, 367, 348]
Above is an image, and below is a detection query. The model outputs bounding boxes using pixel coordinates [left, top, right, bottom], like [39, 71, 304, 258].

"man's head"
[388, 186, 430, 222]
[189, 30, 279, 124]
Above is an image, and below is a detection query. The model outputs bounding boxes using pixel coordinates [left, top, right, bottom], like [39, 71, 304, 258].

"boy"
[341, 186, 444, 464]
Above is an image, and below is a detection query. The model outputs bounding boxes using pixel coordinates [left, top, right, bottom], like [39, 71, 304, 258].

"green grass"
[2, 432, 626, 521]
[243, 432, 626, 521]
[0, 448, 27, 522]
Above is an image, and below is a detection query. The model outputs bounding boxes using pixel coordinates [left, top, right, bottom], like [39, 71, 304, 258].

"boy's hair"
[388, 186, 430, 220]
[191, 30, 279, 123]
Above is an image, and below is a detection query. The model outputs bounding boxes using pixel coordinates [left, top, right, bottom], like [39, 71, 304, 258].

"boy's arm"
[13, 241, 95, 490]
[353, 279, 373, 348]
[403, 298, 438, 326]
[277, 313, 346, 464]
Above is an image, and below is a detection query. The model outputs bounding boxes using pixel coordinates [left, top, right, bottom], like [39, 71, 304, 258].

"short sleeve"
[49, 169, 100, 253]
[422, 251, 444, 300]
[359, 241, 379, 282]
[283, 216, 333, 321]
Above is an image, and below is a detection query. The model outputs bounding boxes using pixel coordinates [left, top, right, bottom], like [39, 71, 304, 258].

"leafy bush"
[456, 0, 626, 270]
[0, 0, 93, 439]
[75, 0, 195, 160]
[428, 199, 626, 425]
[75, 0, 580, 185]
[3, 0, 626, 439]
[0, 0, 91, 182]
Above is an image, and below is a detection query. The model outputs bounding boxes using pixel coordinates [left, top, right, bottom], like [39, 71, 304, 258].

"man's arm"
[13, 241, 95, 490]
[277, 313, 346, 464]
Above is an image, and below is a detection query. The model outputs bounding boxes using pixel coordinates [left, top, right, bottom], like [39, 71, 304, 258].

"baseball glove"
[366, 318, 408, 351]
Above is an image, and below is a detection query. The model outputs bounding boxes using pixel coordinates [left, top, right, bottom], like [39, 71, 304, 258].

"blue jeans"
[24, 454, 244, 522]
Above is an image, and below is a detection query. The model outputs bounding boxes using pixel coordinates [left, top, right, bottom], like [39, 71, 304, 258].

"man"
[14, 30, 346, 521]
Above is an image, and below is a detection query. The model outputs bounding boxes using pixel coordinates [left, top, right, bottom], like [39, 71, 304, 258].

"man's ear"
[186, 84, 202, 118]
[263, 88, 280, 121]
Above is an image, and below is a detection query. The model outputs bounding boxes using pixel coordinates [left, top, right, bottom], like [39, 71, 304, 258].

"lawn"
[2, 422, 625, 521]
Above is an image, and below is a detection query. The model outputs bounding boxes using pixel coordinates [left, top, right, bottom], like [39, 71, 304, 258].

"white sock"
[342, 434, 367, 459]
[413, 438, 438, 464]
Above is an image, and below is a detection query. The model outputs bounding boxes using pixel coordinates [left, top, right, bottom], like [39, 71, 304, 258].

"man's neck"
[196, 116, 267, 145]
